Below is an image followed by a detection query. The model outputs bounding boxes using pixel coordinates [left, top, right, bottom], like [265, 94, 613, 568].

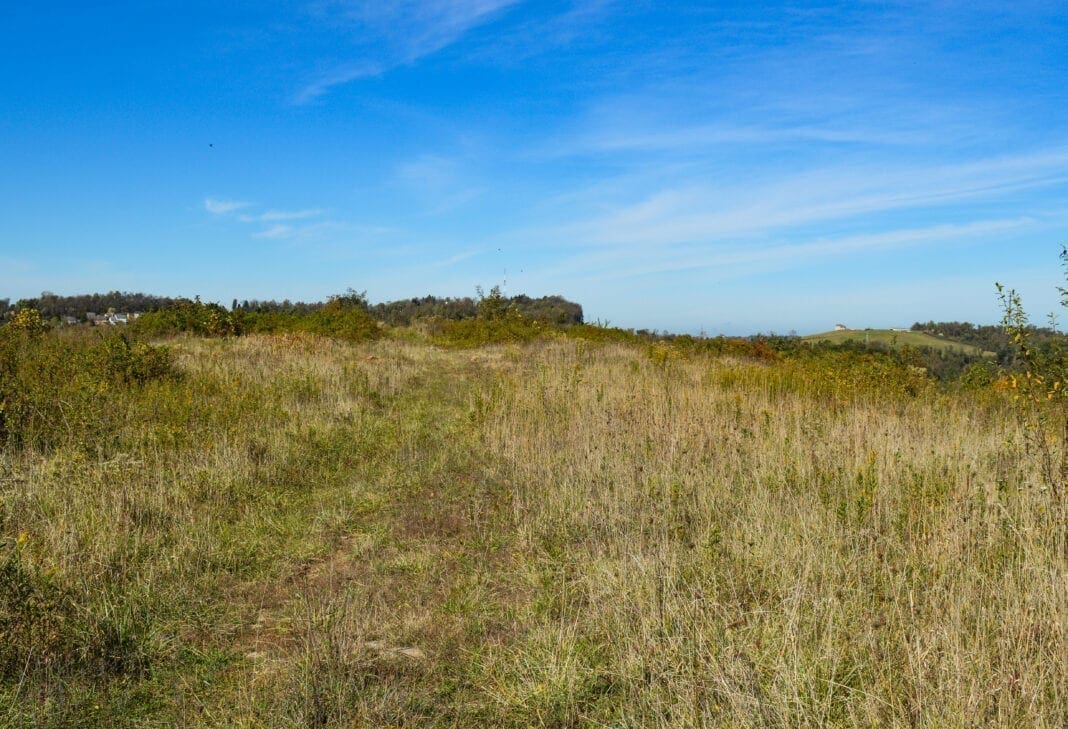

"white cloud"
[296, 0, 520, 103]
[240, 208, 325, 223]
[430, 248, 484, 268]
[204, 198, 251, 215]
[492, 142, 1068, 291]
[203, 198, 353, 241]
[332, 0, 520, 58]
[534, 123, 930, 160]
[292, 63, 381, 105]
[542, 147, 1068, 250]
[251, 220, 393, 244]
[253, 224, 296, 239]
[260, 208, 325, 221]
[568, 217, 1035, 282]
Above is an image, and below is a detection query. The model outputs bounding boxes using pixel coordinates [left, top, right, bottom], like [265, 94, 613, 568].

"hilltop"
[804, 327, 994, 357]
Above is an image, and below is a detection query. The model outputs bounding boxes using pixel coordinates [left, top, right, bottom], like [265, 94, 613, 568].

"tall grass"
[0, 332, 1063, 726]
[480, 344, 1064, 725]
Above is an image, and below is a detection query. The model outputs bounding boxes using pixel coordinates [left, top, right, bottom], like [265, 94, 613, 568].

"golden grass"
[1, 335, 1064, 726]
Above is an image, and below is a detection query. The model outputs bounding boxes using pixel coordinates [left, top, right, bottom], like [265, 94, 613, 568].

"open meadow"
[1, 328, 1065, 726]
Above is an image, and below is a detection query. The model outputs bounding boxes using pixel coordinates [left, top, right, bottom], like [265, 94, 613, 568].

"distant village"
[63, 311, 144, 326]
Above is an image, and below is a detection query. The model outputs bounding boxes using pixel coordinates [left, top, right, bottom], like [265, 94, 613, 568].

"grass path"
[190, 342, 532, 725]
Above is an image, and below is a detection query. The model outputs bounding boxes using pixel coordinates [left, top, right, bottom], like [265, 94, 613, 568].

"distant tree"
[329, 288, 369, 310]
[476, 286, 512, 321]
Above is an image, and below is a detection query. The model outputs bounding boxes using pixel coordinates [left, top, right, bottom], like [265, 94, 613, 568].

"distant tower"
[502, 268, 508, 297]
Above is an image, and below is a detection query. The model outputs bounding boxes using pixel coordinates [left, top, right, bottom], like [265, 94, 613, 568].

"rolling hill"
[803, 328, 994, 357]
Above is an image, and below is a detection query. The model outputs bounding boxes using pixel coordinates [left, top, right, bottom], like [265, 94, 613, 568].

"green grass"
[804, 327, 994, 356]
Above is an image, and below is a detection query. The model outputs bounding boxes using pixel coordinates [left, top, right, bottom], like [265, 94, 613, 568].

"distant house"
[835, 323, 848, 331]
[62, 316, 78, 325]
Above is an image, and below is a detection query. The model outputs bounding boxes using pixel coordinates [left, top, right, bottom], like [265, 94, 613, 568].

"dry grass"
[1, 335, 1064, 726]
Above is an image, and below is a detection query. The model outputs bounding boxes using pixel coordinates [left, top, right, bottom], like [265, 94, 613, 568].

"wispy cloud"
[532, 219, 1058, 313]
[292, 63, 381, 105]
[562, 217, 1035, 282]
[204, 198, 251, 214]
[327, 0, 521, 58]
[251, 221, 343, 240]
[464, 0, 619, 64]
[544, 123, 929, 158]
[393, 153, 485, 214]
[543, 148, 1068, 250]
[250, 219, 396, 246]
[296, 0, 520, 103]
[253, 224, 296, 239]
[202, 197, 339, 240]
[430, 248, 484, 268]
[240, 208, 325, 223]
[488, 142, 1068, 294]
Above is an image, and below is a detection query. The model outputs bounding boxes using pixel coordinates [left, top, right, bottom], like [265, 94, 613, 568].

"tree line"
[7, 291, 176, 318]
[911, 320, 1061, 368]
[4, 289, 584, 326]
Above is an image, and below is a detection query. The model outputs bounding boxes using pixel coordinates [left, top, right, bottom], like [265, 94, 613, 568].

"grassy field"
[1, 332, 1065, 726]
[803, 328, 992, 356]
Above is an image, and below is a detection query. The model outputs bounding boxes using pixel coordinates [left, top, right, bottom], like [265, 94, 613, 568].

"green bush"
[132, 298, 241, 337]
[960, 360, 998, 389]
[300, 298, 381, 342]
[236, 297, 382, 342]
[0, 320, 175, 451]
[7, 308, 51, 336]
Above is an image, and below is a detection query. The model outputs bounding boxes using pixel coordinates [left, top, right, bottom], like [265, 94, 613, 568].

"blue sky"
[2, 1, 1067, 334]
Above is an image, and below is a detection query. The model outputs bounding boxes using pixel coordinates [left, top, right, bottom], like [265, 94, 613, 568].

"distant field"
[804, 328, 993, 356]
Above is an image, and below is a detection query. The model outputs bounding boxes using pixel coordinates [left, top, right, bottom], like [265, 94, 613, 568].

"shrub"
[299, 297, 381, 342]
[960, 360, 998, 389]
[0, 324, 175, 451]
[132, 298, 241, 337]
[7, 308, 50, 336]
[996, 253, 1068, 495]
[232, 292, 382, 343]
[98, 332, 175, 385]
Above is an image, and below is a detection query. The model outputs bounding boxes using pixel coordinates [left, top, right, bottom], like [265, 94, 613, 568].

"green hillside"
[804, 328, 993, 356]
